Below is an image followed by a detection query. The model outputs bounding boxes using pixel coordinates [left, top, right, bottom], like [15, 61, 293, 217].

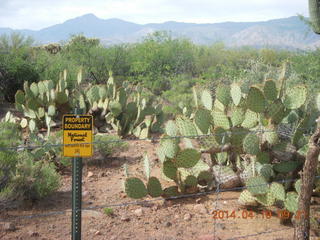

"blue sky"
[0, 0, 309, 30]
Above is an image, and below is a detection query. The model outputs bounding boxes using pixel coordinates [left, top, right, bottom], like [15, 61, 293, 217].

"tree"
[294, 2, 320, 239]
[0, 33, 39, 102]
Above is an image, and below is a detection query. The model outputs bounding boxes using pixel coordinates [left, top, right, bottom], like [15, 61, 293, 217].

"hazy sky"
[0, 0, 309, 30]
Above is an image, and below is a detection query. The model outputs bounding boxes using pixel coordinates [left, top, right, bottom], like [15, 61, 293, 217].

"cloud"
[0, 0, 309, 30]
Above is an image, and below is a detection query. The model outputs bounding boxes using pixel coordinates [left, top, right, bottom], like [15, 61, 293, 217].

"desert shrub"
[0, 155, 60, 203]
[94, 135, 128, 157]
[0, 122, 21, 148]
[0, 151, 60, 203]
[0, 123, 60, 204]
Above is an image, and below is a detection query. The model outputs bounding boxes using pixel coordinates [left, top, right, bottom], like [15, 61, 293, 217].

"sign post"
[63, 110, 93, 240]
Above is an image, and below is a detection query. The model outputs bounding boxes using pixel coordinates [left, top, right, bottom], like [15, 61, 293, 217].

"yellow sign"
[63, 115, 93, 157]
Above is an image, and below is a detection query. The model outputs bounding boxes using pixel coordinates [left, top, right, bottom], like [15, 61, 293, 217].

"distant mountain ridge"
[0, 14, 319, 50]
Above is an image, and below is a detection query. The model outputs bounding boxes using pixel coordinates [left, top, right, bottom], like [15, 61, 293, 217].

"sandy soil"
[0, 138, 319, 240]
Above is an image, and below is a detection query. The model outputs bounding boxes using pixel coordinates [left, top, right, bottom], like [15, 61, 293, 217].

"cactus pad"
[162, 186, 180, 198]
[255, 192, 275, 206]
[163, 160, 177, 180]
[176, 116, 198, 136]
[56, 92, 68, 104]
[201, 90, 213, 110]
[270, 182, 285, 201]
[184, 175, 198, 187]
[216, 84, 231, 106]
[165, 120, 179, 137]
[284, 192, 298, 213]
[194, 109, 212, 134]
[263, 130, 279, 145]
[230, 83, 242, 106]
[231, 108, 245, 127]
[241, 110, 259, 129]
[246, 176, 269, 195]
[256, 152, 270, 164]
[273, 161, 300, 173]
[263, 80, 278, 101]
[246, 87, 266, 113]
[259, 164, 274, 181]
[125, 177, 148, 199]
[175, 148, 201, 168]
[212, 110, 230, 129]
[243, 134, 260, 155]
[283, 85, 307, 109]
[15, 90, 25, 105]
[110, 101, 122, 117]
[147, 177, 163, 197]
[294, 179, 301, 194]
[160, 139, 179, 159]
[48, 105, 56, 117]
[238, 190, 257, 205]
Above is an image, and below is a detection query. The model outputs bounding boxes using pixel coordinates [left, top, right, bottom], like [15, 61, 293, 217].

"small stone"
[193, 204, 208, 214]
[196, 198, 202, 204]
[164, 200, 174, 207]
[4, 222, 15, 231]
[87, 171, 94, 178]
[152, 204, 160, 211]
[82, 210, 104, 219]
[184, 213, 192, 221]
[94, 231, 101, 236]
[134, 208, 143, 217]
[174, 214, 179, 219]
[223, 201, 227, 205]
[164, 221, 172, 227]
[120, 216, 130, 222]
[28, 231, 40, 237]
[82, 191, 89, 198]
[111, 160, 120, 167]
[216, 223, 226, 230]
[98, 172, 106, 178]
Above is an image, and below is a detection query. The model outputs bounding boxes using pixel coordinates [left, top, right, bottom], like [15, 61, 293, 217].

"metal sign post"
[63, 109, 93, 240]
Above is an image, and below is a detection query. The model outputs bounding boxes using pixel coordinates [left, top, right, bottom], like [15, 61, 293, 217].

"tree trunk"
[294, 127, 320, 239]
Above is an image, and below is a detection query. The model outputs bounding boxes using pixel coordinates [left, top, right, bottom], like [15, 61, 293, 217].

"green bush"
[103, 207, 114, 216]
[0, 123, 60, 204]
[0, 151, 60, 203]
[94, 135, 128, 157]
[0, 122, 21, 148]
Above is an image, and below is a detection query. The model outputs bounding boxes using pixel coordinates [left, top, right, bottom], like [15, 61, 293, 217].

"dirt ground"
[0, 137, 320, 240]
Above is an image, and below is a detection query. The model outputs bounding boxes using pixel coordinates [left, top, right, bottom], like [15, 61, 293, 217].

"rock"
[174, 214, 179, 219]
[197, 235, 221, 240]
[4, 222, 16, 231]
[223, 201, 227, 204]
[164, 221, 172, 227]
[120, 216, 130, 222]
[152, 204, 160, 211]
[134, 208, 143, 217]
[193, 204, 208, 214]
[94, 231, 101, 236]
[98, 172, 106, 178]
[216, 223, 226, 230]
[82, 210, 104, 219]
[87, 171, 94, 178]
[110, 160, 120, 167]
[28, 231, 40, 237]
[196, 198, 202, 204]
[82, 191, 89, 198]
[183, 213, 192, 221]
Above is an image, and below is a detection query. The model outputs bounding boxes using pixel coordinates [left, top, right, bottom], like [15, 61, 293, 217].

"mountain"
[0, 14, 319, 50]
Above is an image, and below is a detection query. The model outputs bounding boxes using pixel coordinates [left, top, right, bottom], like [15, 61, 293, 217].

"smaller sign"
[63, 115, 93, 157]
